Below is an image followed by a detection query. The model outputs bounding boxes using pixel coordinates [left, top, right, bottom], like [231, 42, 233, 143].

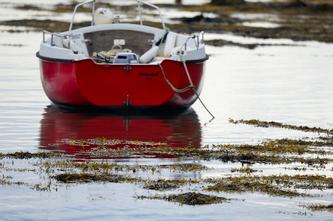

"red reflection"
[39, 106, 202, 159]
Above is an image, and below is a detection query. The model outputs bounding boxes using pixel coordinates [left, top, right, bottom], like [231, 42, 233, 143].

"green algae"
[138, 192, 228, 205]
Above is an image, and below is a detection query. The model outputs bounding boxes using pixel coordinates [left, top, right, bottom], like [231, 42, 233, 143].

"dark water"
[1, 3, 333, 220]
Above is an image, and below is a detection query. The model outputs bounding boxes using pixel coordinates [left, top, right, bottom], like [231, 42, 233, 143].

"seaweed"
[42, 161, 207, 174]
[205, 39, 299, 49]
[304, 203, 333, 212]
[138, 192, 228, 205]
[205, 175, 333, 197]
[143, 179, 194, 191]
[53, 173, 139, 184]
[231, 167, 258, 174]
[229, 119, 333, 134]
[205, 176, 302, 197]
[14, 4, 43, 11]
[0, 151, 57, 159]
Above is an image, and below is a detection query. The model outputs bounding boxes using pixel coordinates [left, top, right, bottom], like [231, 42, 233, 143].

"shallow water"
[1, 1, 333, 221]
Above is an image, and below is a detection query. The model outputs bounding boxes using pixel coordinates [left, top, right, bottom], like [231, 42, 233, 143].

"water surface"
[0, 2, 333, 221]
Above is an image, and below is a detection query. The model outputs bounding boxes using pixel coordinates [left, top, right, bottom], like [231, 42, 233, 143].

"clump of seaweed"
[14, 4, 43, 11]
[0, 19, 90, 33]
[138, 192, 228, 205]
[205, 176, 302, 197]
[304, 203, 333, 212]
[143, 179, 192, 191]
[231, 167, 258, 174]
[42, 161, 207, 174]
[53, 173, 139, 184]
[0, 151, 58, 159]
[206, 175, 333, 197]
[166, 163, 208, 172]
[229, 119, 333, 134]
[0, 43, 25, 47]
[0, 175, 26, 186]
[205, 39, 299, 49]
[80, 144, 331, 166]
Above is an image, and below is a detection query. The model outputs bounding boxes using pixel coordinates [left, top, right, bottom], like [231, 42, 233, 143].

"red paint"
[39, 58, 205, 109]
[39, 107, 202, 159]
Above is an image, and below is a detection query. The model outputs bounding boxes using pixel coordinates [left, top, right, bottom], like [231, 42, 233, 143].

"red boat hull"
[39, 58, 205, 109]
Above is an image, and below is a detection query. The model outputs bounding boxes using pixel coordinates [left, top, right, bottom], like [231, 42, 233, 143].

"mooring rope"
[158, 59, 215, 120]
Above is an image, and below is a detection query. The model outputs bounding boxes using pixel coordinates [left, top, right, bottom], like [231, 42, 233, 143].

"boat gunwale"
[36, 52, 209, 64]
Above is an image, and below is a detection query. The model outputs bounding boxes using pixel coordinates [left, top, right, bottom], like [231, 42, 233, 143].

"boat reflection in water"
[39, 106, 202, 159]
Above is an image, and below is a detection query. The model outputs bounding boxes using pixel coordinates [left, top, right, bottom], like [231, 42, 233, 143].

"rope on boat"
[158, 59, 215, 120]
[158, 63, 193, 93]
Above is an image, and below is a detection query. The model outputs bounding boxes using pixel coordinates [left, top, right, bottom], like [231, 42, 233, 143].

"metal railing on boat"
[68, 0, 166, 31]
[42, 31, 71, 48]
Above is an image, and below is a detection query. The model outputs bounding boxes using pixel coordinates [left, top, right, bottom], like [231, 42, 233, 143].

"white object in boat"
[139, 45, 159, 63]
[113, 52, 139, 64]
[94, 8, 114, 25]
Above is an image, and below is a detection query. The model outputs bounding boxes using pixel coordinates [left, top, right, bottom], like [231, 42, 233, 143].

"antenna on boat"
[137, 1, 143, 26]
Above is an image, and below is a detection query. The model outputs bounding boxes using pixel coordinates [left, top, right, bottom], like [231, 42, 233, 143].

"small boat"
[36, 0, 208, 111]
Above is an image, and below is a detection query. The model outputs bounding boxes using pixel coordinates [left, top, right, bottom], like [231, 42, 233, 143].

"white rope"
[158, 59, 215, 120]
[158, 63, 193, 93]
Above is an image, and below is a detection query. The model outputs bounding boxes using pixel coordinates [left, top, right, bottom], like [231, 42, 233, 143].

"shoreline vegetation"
[1, 119, 333, 209]
[0, 0, 332, 45]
